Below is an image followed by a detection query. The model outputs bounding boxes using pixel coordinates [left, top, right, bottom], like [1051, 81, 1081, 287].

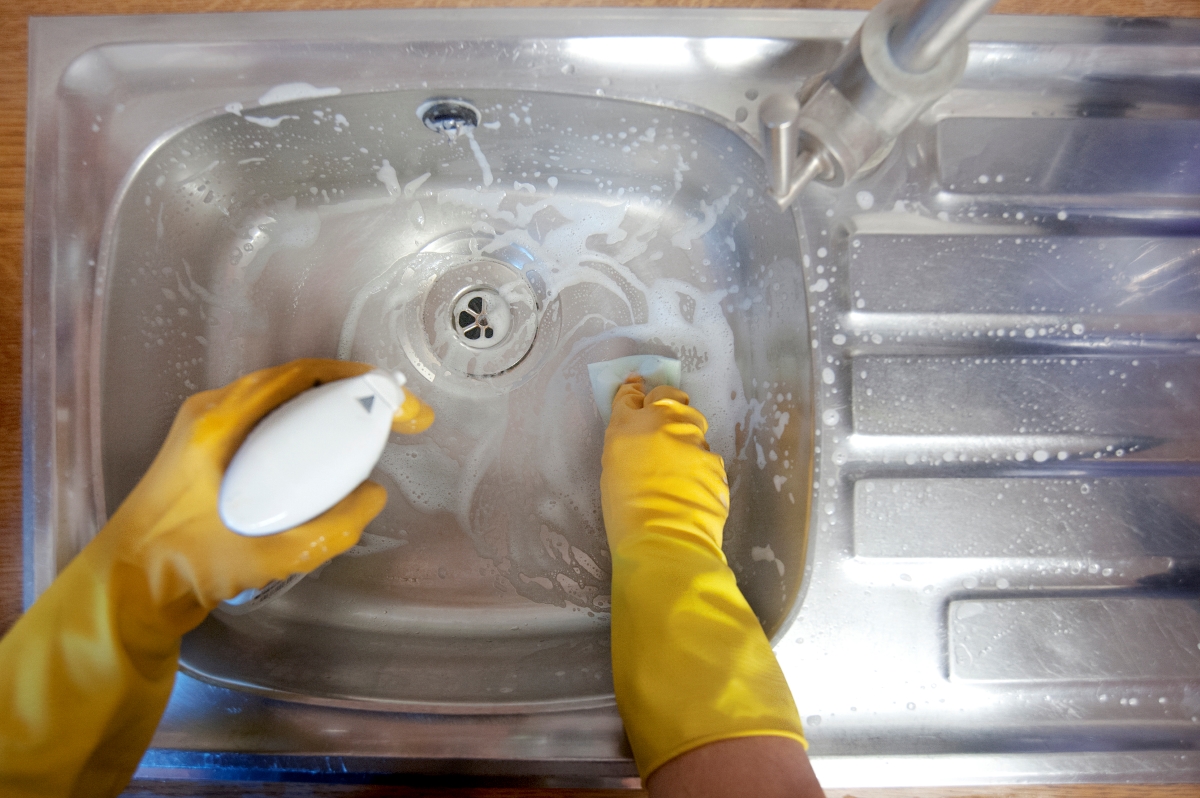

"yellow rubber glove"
[600, 376, 806, 779]
[0, 358, 431, 798]
[392, 387, 435, 435]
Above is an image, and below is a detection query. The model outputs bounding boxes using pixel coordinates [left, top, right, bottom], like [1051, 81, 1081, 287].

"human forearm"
[647, 736, 822, 798]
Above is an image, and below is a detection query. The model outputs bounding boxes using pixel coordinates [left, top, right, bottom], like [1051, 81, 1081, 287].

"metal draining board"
[783, 44, 1200, 772]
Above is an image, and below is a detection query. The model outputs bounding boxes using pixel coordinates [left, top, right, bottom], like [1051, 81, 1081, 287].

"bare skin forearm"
[646, 736, 823, 798]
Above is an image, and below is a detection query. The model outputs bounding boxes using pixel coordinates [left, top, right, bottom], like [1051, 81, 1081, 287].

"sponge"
[588, 355, 682, 426]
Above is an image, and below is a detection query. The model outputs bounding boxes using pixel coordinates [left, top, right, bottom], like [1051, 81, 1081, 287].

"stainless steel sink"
[25, 7, 1200, 788]
[99, 86, 810, 711]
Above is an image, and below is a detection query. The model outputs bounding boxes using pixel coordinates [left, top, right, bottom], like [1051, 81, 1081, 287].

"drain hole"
[418, 99, 480, 137]
[452, 286, 514, 350]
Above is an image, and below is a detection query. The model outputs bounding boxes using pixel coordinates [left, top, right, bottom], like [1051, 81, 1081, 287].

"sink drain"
[340, 230, 560, 394]
[453, 288, 512, 348]
[422, 258, 538, 377]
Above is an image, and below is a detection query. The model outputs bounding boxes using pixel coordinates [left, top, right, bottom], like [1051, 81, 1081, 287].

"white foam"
[670, 185, 736, 250]
[376, 159, 401, 197]
[339, 532, 405, 557]
[751, 544, 785, 576]
[403, 172, 432, 198]
[257, 82, 341, 106]
[463, 128, 494, 187]
[244, 114, 300, 128]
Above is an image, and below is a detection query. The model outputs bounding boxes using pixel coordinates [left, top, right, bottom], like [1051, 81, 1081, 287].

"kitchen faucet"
[761, 0, 998, 208]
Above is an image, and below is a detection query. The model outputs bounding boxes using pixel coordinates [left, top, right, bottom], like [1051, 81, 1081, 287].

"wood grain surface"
[2, 0, 1199, 796]
[112, 782, 1200, 797]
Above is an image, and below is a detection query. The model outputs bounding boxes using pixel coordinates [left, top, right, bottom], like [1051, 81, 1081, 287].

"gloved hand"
[600, 376, 806, 779]
[0, 358, 431, 798]
[392, 384, 436, 435]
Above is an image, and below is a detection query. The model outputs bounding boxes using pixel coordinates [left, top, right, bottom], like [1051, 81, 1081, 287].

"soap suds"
[257, 82, 341, 106]
[751, 544, 786, 576]
[244, 115, 300, 128]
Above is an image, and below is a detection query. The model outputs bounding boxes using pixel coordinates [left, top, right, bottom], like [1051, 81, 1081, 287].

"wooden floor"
[3, 0, 1199, 796]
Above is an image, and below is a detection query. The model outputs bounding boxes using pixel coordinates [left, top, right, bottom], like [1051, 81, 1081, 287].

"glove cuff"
[609, 537, 806, 779]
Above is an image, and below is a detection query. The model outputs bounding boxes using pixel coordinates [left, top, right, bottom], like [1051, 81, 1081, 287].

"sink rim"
[27, 7, 1200, 788]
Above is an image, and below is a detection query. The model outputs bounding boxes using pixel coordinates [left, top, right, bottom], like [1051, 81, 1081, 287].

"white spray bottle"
[217, 368, 411, 611]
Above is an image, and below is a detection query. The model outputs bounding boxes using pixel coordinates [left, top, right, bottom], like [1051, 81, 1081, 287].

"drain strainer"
[453, 288, 512, 347]
[339, 231, 559, 394]
[419, 256, 541, 379]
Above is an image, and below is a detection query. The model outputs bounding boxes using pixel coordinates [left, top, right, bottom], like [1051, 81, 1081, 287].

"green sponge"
[588, 355, 682, 426]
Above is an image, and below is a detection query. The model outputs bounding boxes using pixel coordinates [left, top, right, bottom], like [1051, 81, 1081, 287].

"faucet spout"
[760, 0, 997, 210]
[760, 92, 837, 208]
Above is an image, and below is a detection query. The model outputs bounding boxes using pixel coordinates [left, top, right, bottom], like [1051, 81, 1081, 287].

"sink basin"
[99, 87, 811, 711]
[25, 7, 1200, 788]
